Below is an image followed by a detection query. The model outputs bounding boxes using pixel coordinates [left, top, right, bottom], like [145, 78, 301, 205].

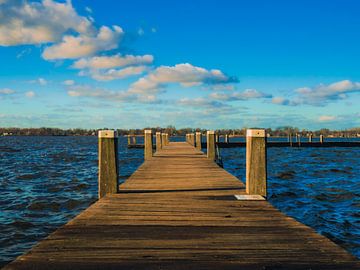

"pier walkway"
[5, 142, 360, 269]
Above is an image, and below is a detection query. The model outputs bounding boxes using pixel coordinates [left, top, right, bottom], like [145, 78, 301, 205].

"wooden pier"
[127, 135, 360, 149]
[4, 131, 360, 269]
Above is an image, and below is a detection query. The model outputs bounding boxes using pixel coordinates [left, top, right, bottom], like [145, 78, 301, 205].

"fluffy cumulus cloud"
[273, 80, 360, 106]
[42, 25, 123, 60]
[129, 63, 238, 94]
[0, 0, 93, 46]
[88, 66, 149, 81]
[0, 0, 123, 60]
[210, 89, 272, 101]
[72, 54, 154, 69]
[72, 54, 154, 81]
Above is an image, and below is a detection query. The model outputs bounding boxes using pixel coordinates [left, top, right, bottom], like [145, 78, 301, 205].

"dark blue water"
[0, 136, 359, 266]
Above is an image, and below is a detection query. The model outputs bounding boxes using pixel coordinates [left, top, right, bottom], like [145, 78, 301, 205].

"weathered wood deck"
[4, 142, 360, 269]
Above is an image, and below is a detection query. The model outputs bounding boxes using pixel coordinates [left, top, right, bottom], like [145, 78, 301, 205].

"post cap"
[145, 130, 152, 134]
[207, 130, 215, 135]
[196, 132, 201, 135]
[246, 129, 265, 137]
[156, 132, 161, 135]
[98, 130, 117, 138]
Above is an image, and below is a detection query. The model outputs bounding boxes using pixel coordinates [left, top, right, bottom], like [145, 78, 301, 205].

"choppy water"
[0, 136, 359, 266]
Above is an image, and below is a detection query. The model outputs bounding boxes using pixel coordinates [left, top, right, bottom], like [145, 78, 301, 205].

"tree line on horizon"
[1, 126, 359, 137]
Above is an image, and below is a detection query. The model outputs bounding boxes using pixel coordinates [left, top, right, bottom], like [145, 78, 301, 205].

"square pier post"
[98, 130, 119, 199]
[207, 130, 216, 160]
[246, 129, 267, 197]
[156, 132, 162, 152]
[196, 132, 202, 151]
[144, 130, 153, 160]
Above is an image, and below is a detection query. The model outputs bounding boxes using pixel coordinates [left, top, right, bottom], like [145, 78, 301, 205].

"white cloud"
[66, 84, 164, 104]
[318, 115, 337, 122]
[275, 80, 360, 106]
[205, 84, 235, 91]
[129, 63, 237, 94]
[89, 66, 149, 81]
[38, 78, 47, 86]
[210, 89, 272, 101]
[138, 28, 144, 36]
[29, 78, 47, 85]
[63, 80, 75, 86]
[85, 6, 92, 14]
[0, 88, 15, 94]
[178, 98, 228, 108]
[16, 48, 32, 59]
[271, 97, 290, 105]
[25, 91, 36, 98]
[295, 80, 360, 104]
[42, 25, 123, 60]
[67, 84, 136, 102]
[0, 0, 94, 46]
[72, 54, 153, 69]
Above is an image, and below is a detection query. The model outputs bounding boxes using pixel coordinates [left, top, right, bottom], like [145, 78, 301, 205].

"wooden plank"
[4, 142, 360, 269]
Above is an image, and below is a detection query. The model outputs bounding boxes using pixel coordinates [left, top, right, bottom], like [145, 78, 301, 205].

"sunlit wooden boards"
[4, 142, 360, 269]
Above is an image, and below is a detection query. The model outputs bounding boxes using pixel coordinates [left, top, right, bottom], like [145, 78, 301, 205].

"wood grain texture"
[144, 131, 153, 160]
[156, 132, 162, 152]
[4, 142, 359, 269]
[246, 134, 267, 197]
[207, 131, 215, 160]
[196, 132, 202, 151]
[98, 137, 118, 199]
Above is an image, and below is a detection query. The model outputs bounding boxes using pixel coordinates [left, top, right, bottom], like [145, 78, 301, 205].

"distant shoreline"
[1, 126, 359, 138]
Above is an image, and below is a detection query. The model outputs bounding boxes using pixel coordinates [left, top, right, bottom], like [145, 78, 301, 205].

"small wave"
[27, 201, 61, 212]
[16, 173, 42, 180]
[276, 170, 296, 180]
[0, 146, 21, 153]
[10, 220, 34, 230]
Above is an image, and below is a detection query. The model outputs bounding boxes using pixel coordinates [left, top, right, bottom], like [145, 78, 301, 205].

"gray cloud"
[210, 89, 272, 101]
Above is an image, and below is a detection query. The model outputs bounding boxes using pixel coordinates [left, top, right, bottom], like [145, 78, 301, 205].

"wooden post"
[196, 132, 202, 151]
[144, 130, 153, 160]
[189, 133, 195, 146]
[289, 133, 293, 147]
[246, 129, 267, 197]
[186, 134, 189, 143]
[156, 132, 162, 152]
[225, 134, 229, 143]
[207, 130, 216, 160]
[165, 133, 169, 145]
[320, 134, 324, 144]
[309, 134, 313, 143]
[161, 133, 166, 146]
[215, 133, 219, 143]
[131, 136, 136, 145]
[127, 135, 131, 145]
[98, 130, 118, 199]
[298, 134, 301, 147]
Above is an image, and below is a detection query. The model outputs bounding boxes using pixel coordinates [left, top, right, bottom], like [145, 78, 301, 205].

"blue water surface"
[0, 136, 359, 267]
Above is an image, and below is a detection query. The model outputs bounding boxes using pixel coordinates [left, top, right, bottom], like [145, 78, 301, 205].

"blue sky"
[0, 0, 359, 129]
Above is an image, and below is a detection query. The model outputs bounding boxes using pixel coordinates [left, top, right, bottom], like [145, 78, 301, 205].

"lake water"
[0, 136, 359, 266]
